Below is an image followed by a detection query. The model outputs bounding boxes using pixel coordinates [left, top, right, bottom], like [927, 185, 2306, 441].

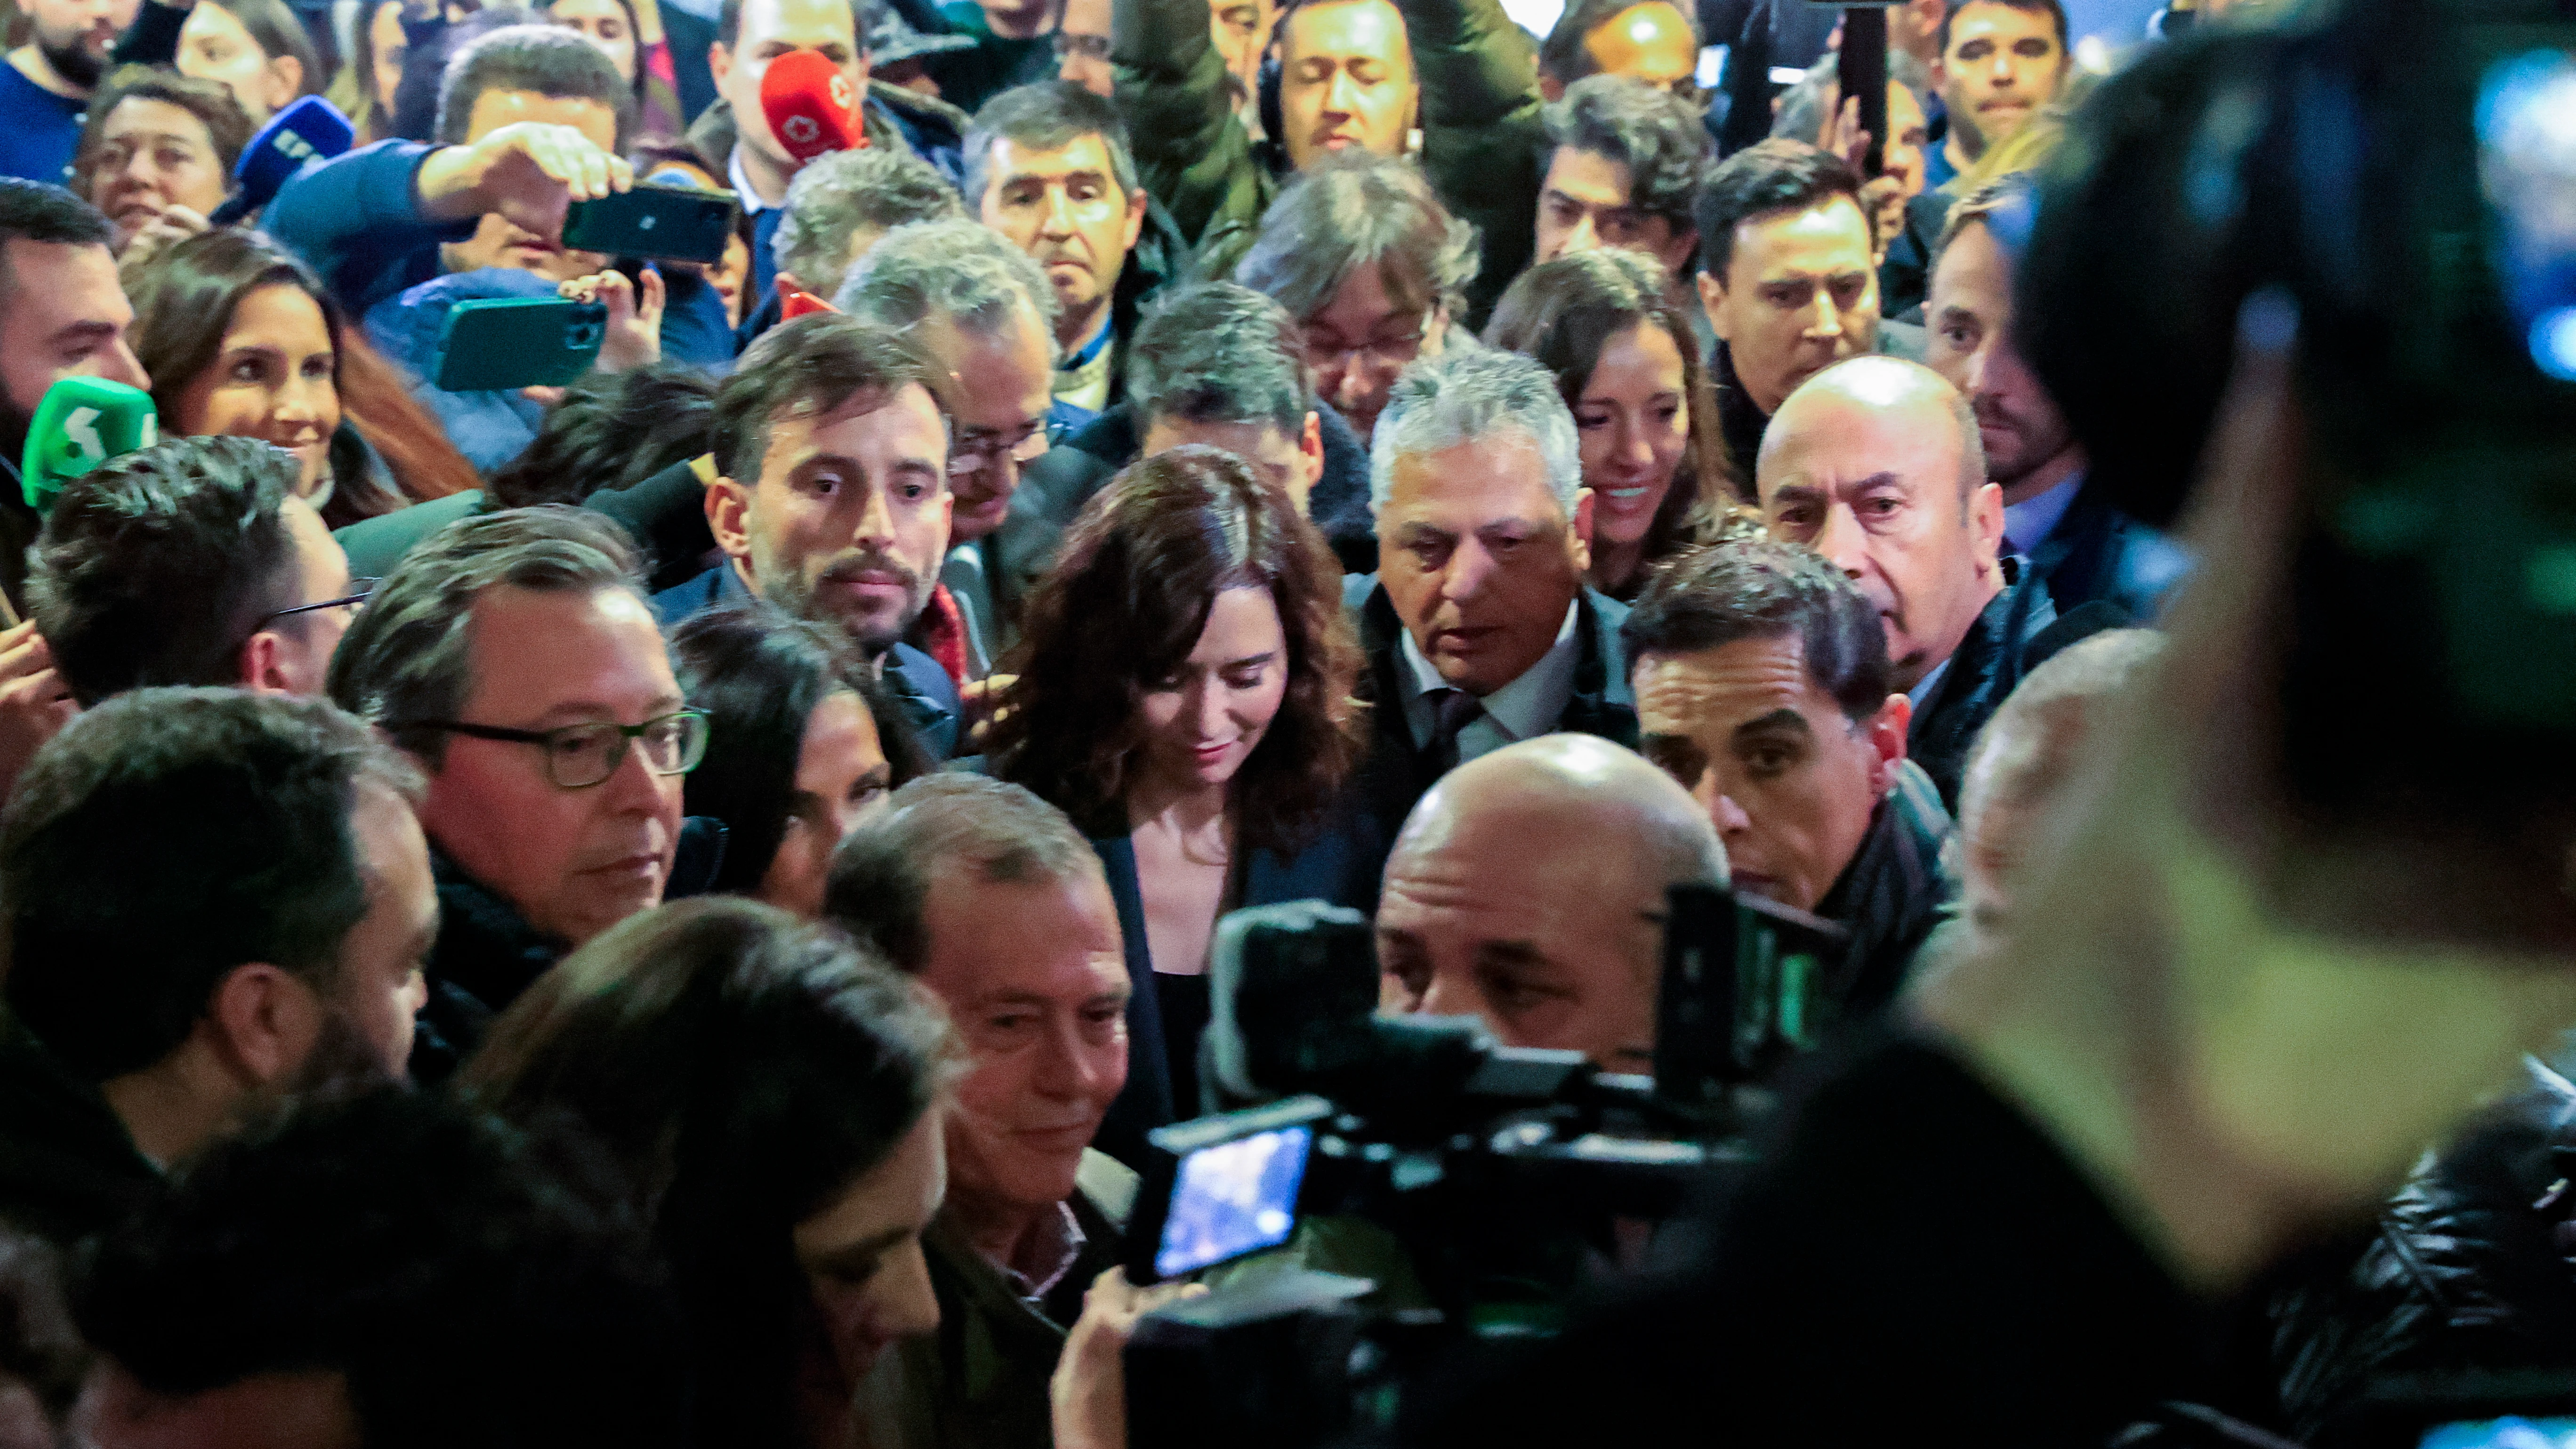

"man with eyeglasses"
[327, 506, 720, 1081]
[1232, 154, 1476, 445]
[655, 312, 967, 757]
[27, 436, 362, 708]
[1050, 0, 1114, 96]
[840, 217, 1069, 676]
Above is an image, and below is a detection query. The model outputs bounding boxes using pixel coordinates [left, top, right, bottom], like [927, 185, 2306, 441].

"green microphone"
[21, 377, 158, 515]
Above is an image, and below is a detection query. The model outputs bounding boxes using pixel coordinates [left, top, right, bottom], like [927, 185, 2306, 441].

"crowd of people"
[0, 0, 2555, 1441]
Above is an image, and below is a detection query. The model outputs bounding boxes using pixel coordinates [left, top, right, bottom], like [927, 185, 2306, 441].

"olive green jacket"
[851, 1151, 1138, 1449]
[1111, 0, 1547, 321]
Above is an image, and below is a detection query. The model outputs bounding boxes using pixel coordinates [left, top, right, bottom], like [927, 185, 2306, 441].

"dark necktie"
[1426, 687, 1485, 777]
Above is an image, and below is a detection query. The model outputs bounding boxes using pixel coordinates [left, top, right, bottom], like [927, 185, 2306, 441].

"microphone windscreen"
[228, 96, 355, 215]
[758, 49, 862, 167]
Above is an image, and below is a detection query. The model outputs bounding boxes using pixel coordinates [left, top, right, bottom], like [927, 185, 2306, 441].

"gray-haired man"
[962, 80, 1192, 422]
[839, 217, 1067, 670]
[1346, 346, 1639, 890]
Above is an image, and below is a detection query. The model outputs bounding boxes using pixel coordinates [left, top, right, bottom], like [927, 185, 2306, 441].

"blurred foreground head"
[1922, 0, 2576, 1288]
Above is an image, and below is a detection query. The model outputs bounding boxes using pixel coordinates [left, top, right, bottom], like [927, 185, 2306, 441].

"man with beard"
[1923, 174, 2188, 620]
[653, 314, 966, 757]
[839, 218, 1066, 676]
[0, 0, 139, 185]
[0, 182, 151, 805]
[0, 689, 435, 1248]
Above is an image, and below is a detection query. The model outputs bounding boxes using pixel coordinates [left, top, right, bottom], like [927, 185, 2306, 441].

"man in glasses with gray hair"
[327, 505, 718, 1082]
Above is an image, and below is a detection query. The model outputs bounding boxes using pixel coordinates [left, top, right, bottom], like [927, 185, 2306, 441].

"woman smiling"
[1485, 247, 1736, 600]
[124, 228, 477, 526]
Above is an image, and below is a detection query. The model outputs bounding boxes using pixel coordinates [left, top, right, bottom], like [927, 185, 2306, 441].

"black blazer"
[1087, 814, 1379, 1167]
[1342, 575, 1641, 900]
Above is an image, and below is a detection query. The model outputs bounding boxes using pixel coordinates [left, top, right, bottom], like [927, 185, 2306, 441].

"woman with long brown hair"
[123, 227, 479, 527]
[1484, 247, 1737, 600]
[986, 445, 1366, 1152]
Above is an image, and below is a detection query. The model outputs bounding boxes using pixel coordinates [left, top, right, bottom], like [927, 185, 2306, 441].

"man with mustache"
[1754, 354, 2060, 810]
[0, 0, 139, 185]
[1923, 174, 2188, 621]
[826, 774, 1135, 1449]
[654, 313, 966, 757]
[840, 218, 1067, 677]
[965, 81, 1190, 424]
[0, 689, 434, 1248]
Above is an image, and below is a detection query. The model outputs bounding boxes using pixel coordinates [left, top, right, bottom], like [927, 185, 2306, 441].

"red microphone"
[778, 286, 836, 320]
[759, 49, 864, 167]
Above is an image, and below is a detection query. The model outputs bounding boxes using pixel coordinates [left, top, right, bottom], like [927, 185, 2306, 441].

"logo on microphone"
[278, 131, 316, 161]
[829, 74, 854, 110]
[783, 114, 821, 145]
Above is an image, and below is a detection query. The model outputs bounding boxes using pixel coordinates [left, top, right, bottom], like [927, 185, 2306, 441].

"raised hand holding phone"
[418, 121, 635, 249]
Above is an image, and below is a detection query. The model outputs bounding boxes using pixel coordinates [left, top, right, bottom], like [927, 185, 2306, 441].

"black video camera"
[1119, 885, 1846, 1449]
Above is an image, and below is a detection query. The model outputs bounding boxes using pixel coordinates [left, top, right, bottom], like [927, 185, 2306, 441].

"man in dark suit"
[1346, 349, 1639, 889]
[649, 313, 963, 757]
[1752, 354, 2054, 811]
[1923, 173, 2190, 622]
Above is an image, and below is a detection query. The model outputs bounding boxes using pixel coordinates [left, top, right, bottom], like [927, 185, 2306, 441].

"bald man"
[1375, 733, 1725, 1073]
[1752, 355, 2058, 807]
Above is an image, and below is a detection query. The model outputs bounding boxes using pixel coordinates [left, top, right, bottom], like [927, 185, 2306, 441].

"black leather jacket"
[2262, 1059, 2576, 1443]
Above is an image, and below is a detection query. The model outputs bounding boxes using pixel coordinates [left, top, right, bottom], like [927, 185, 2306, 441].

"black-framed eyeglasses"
[1053, 30, 1111, 59]
[255, 577, 378, 632]
[395, 710, 710, 789]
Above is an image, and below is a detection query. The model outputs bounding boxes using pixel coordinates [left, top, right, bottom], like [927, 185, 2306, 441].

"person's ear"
[238, 629, 294, 695]
[1866, 692, 1912, 792]
[204, 962, 326, 1088]
[267, 54, 304, 112]
[1538, 72, 1565, 102]
[708, 39, 733, 87]
[1970, 478, 2004, 574]
[708, 474, 756, 564]
[1568, 486, 1595, 571]
[1296, 410, 1324, 502]
[1120, 186, 1147, 252]
[853, 47, 872, 94]
[1697, 268, 1731, 344]
[1661, 226, 1700, 283]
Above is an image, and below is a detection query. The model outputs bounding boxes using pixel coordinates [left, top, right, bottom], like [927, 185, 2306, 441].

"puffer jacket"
[1111, 0, 1542, 323]
[2262, 1059, 2576, 1444]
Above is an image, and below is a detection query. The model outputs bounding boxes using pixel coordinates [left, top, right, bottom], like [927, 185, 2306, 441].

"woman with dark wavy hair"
[1484, 247, 1736, 600]
[123, 227, 478, 527]
[986, 445, 1365, 1146]
[459, 897, 958, 1449]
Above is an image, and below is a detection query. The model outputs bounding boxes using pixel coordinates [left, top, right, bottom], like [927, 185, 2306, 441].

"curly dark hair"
[988, 446, 1360, 854]
[1541, 73, 1712, 243]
